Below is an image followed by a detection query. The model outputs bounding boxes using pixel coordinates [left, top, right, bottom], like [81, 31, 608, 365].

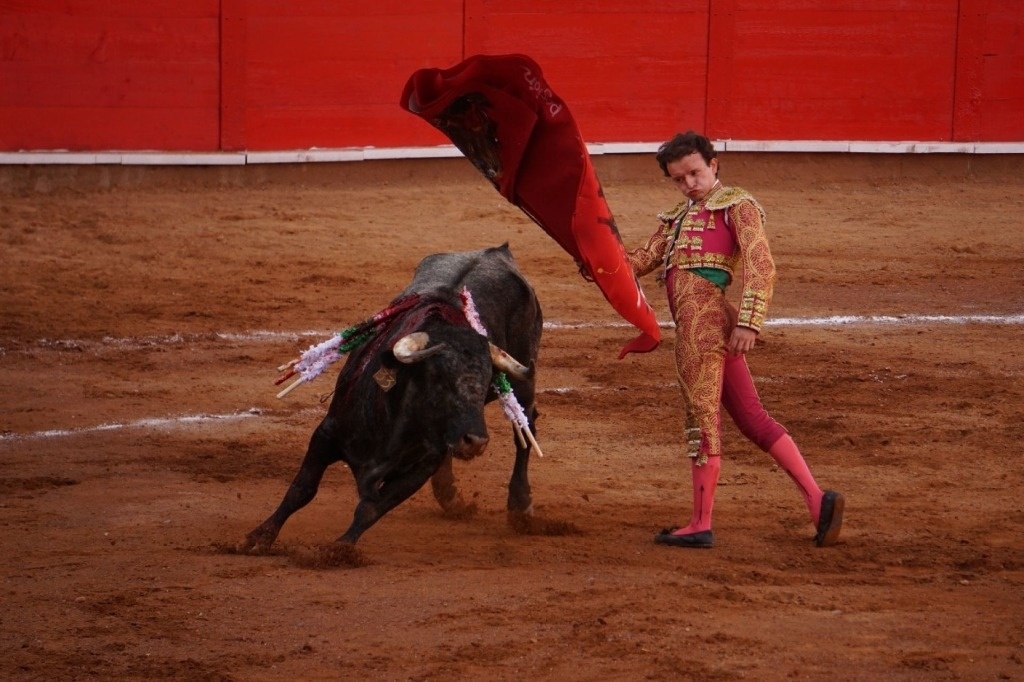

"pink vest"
[673, 203, 739, 277]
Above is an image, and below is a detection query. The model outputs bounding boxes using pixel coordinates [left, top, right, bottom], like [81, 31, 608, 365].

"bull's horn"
[489, 343, 531, 381]
[393, 332, 446, 364]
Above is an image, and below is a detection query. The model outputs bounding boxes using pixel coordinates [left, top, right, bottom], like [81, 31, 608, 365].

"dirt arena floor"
[2, 152, 1023, 681]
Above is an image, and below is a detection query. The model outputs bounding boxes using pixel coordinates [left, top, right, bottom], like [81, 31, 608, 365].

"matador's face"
[667, 152, 719, 202]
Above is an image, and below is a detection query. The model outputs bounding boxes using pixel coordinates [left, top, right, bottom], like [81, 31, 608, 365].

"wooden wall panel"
[221, 0, 247, 151]
[954, 0, 1024, 141]
[238, 0, 463, 150]
[0, 0, 220, 151]
[0, 0, 213, 17]
[0, 0, 1021, 153]
[0, 106, 217, 152]
[707, 1, 960, 141]
[3, 60, 218, 109]
[464, 0, 709, 143]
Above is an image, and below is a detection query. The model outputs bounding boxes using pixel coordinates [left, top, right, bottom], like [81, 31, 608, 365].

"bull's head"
[383, 330, 530, 461]
[391, 331, 530, 380]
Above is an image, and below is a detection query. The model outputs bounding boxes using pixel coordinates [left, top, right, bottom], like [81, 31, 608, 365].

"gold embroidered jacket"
[627, 184, 776, 332]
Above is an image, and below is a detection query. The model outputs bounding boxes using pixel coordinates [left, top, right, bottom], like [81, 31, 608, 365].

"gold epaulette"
[656, 186, 764, 224]
[704, 186, 758, 212]
[656, 200, 691, 223]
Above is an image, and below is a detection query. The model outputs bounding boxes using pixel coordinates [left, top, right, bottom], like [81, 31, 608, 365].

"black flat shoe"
[654, 529, 714, 548]
[814, 490, 845, 547]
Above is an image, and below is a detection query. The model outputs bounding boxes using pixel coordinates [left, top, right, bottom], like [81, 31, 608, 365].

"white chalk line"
[548, 313, 1024, 330]
[5, 312, 1022, 356]
[2, 312, 1020, 443]
[0, 408, 263, 444]
[3, 330, 326, 354]
[0, 386, 603, 443]
[771, 313, 1024, 326]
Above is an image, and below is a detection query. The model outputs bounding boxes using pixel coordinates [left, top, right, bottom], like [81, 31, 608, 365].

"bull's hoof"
[239, 527, 278, 554]
[439, 494, 478, 520]
[237, 542, 271, 555]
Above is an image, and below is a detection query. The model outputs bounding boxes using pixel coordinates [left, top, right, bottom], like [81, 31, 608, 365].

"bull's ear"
[392, 332, 446, 364]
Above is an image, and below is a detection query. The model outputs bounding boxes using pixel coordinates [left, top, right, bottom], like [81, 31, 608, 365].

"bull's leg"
[240, 418, 339, 552]
[338, 463, 437, 544]
[430, 454, 477, 516]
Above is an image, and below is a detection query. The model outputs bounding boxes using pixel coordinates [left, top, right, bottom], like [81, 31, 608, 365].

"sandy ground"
[1, 152, 1023, 681]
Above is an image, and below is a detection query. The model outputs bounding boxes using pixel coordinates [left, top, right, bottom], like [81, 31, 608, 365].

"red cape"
[400, 53, 660, 358]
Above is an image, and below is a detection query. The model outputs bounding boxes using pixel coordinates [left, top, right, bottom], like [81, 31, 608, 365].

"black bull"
[242, 244, 543, 549]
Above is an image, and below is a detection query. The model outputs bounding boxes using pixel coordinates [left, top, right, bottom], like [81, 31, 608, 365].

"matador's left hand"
[728, 326, 758, 356]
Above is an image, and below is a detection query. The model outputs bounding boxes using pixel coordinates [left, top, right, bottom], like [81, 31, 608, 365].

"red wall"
[0, 0, 221, 151]
[1, 0, 1021, 153]
[953, 1, 1024, 142]
[706, 0, 960, 141]
[462, 0, 712, 146]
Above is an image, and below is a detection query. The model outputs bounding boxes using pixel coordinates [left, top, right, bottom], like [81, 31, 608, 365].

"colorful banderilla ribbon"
[274, 294, 422, 398]
[459, 287, 543, 457]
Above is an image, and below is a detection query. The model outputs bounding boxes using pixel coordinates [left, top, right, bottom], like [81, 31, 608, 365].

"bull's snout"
[452, 432, 489, 460]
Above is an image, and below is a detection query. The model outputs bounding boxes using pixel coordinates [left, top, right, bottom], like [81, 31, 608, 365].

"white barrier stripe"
[3, 140, 1023, 165]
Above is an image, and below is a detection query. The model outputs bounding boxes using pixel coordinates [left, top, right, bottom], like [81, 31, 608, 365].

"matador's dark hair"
[655, 131, 718, 177]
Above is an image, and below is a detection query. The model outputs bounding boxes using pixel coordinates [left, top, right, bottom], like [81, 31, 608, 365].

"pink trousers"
[667, 270, 786, 459]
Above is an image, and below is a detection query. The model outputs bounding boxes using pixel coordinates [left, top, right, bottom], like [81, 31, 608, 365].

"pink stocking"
[673, 456, 721, 535]
[768, 434, 824, 524]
